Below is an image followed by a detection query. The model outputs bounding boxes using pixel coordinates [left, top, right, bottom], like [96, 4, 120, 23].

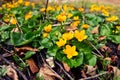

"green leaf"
[47, 46, 58, 56]
[100, 24, 112, 36]
[87, 55, 97, 66]
[40, 38, 53, 48]
[10, 32, 35, 46]
[23, 51, 36, 60]
[108, 35, 120, 44]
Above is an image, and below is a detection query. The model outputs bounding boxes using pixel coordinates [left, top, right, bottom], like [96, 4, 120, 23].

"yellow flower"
[63, 45, 78, 59]
[82, 24, 90, 29]
[74, 30, 87, 42]
[40, 8, 45, 12]
[0, 7, 2, 10]
[25, 11, 32, 20]
[18, 0, 23, 4]
[44, 24, 52, 32]
[73, 16, 79, 21]
[90, 4, 100, 12]
[70, 21, 80, 27]
[56, 38, 66, 47]
[56, 6, 61, 11]
[67, 13, 73, 18]
[4, 15, 10, 22]
[31, 3, 35, 8]
[24, 1, 30, 6]
[46, 6, 54, 11]
[63, 5, 68, 12]
[43, 33, 48, 38]
[62, 32, 74, 41]
[10, 17, 17, 24]
[2, 4, 6, 8]
[106, 16, 118, 22]
[102, 10, 109, 16]
[56, 14, 66, 22]
[78, 7, 84, 12]
[116, 26, 120, 30]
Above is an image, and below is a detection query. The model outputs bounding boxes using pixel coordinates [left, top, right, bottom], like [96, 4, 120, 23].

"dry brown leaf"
[62, 62, 70, 72]
[7, 66, 18, 80]
[26, 58, 39, 74]
[109, 66, 120, 77]
[98, 36, 106, 41]
[100, 45, 108, 52]
[39, 64, 63, 80]
[104, 57, 111, 61]
[85, 65, 97, 76]
[81, 70, 87, 78]
[15, 46, 39, 52]
[117, 44, 120, 50]
[107, 47, 112, 53]
[46, 57, 55, 68]
[65, 26, 77, 31]
[11, 28, 19, 32]
[91, 26, 99, 34]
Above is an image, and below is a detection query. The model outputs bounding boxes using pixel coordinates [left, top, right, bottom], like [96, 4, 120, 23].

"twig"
[45, 0, 49, 18]
[79, 71, 109, 80]
[52, 22, 71, 27]
[92, 51, 103, 58]
[39, 53, 63, 80]
[0, 54, 28, 80]
[55, 61, 74, 80]
[86, 40, 104, 58]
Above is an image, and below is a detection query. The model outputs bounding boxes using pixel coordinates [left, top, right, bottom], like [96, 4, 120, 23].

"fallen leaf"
[111, 56, 118, 62]
[7, 66, 18, 80]
[11, 28, 19, 32]
[98, 36, 106, 41]
[26, 58, 39, 74]
[46, 57, 55, 68]
[100, 45, 108, 52]
[65, 26, 77, 31]
[81, 70, 87, 78]
[62, 62, 70, 72]
[91, 26, 99, 34]
[104, 57, 111, 61]
[15, 46, 39, 52]
[107, 47, 112, 53]
[108, 66, 120, 77]
[117, 44, 120, 50]
[85, 65, 97, 76]
[39, 64, 63, 80]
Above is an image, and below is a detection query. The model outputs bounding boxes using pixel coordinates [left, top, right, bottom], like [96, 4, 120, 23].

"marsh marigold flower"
[24, 1, 30, 6]
[56, 38, 66, 47]
[116, 26, 120, 30]
[43, 33, 48, 38]
[56, 14, 66, 22]
[70, 21, 80, 27]
[73, 16, 79, 21]
[62, 32, 74, 41]
[106, 16, 118, 22]
[74, 30, 87, 42]
[63, 45, 78, 59]
[82, 24, 90, 29]
[10, 17, 17, 24]
[67, 13, 73, 18]
[44, 24, 52, 33]
[78, 7, 84, 12]
[25, 11, 32, 20]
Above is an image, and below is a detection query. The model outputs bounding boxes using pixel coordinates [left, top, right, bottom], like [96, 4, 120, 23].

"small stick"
[0, 54, 28, 80]
[55, 61, 74, 80]
[86, 40, 104, 58]
[45, 0, 49, 18]
[79, 71, 109, 80]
